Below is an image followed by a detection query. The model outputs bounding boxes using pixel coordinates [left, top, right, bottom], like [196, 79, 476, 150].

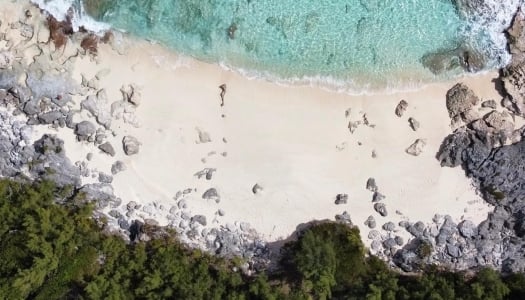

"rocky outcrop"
[427, 83, 525, 273]
[500, 9, 525, 117]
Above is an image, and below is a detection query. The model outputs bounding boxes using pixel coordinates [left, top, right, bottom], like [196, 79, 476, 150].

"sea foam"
[31, 0, 523, 92]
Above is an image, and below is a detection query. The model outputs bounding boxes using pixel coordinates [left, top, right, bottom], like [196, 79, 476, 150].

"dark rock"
[395, 236, 404, 246]
[118, 218, 130, 230]
[335, 193, 348, 205]
[383, 238, 397, 249]
[408, 117, 420, 131]
[38, 110, 63, 124]
[194, 168, 216, 180]
[372, 191, 385, 202]
[31, 135, 81, 187]
[129, 220, 144, 241]
[98, 141, 116, 156]
[364, 215, 376, 229]
[395, 100, 408, 117]
[252, 183, 263, 194]
[374, 203, 388, 217]
[406, 139, 426, 156]
[366, 177, 378, 192]
[202, 188, 220, 203]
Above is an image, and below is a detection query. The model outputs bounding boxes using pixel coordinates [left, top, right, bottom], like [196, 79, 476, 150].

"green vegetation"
[0, 178, 524, 299]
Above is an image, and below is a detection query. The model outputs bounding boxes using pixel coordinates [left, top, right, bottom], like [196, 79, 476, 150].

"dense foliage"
[0, 178, 525, 299]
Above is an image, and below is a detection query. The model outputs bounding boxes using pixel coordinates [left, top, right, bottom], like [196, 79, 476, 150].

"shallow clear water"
[34, 0, 521, 91]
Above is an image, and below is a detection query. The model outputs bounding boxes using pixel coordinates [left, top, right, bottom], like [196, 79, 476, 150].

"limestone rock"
[122, 135, 141, 155]
[202, 188, 220, 203]
[191, 215, 207, 226]
[98, 172, 113, 183]
[335, 211, 352, 224]
[197, 128, 212, 143]
[405, 139, 426, 156]
[364, 215, 376, 229]
[111, 160, 126, 175]
[481, 100, 498, 109]
[120, 84, 141, 106]
[458, 220, 477, 238]
[366, 177, 378, 192]
[445, 83, 479, 122]
[335, 193, 348, 205]
[252, 183, 263, 194]
[75, 121, 96, 140]
[98, 141, 116, 156]
[38, 111, 63, 124]
[374, 203, 388, 217]
[372, 191, 385, 202]
[408, 117, 420, 131]
[383, 222, 396, 231]
[194, 168, 216, 180]
[395, 100, 408, 117]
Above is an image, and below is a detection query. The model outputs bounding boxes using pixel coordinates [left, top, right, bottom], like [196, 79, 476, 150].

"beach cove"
[3, 0, 525, 273]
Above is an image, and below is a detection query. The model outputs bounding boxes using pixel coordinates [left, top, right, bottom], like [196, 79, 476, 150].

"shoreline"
[29, 0, 515, 96]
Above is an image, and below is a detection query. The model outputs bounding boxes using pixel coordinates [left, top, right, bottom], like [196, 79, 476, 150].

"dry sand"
[2, 1, 499, 248]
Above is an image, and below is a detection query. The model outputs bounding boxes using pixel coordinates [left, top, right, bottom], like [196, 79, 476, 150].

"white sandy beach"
[2, 2, 502, 249]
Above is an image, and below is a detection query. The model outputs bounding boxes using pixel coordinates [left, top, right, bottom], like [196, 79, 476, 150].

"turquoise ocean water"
[33, 0, 522, 91]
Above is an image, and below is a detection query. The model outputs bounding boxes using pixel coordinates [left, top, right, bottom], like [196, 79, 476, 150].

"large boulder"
[446, 83, 479, 122]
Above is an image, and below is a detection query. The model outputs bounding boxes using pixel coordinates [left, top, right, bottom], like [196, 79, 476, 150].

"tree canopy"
[0, 178, 523, 299]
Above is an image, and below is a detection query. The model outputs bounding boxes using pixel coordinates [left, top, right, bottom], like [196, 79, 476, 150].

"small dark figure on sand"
[219, 84, 227, 107]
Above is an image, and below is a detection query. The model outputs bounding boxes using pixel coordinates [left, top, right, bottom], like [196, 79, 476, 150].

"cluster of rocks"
[394, 100, 425, 156]
[370, 10, 525, 272]
[389, 35, 525, 271]
[0, 9, 270, 270]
